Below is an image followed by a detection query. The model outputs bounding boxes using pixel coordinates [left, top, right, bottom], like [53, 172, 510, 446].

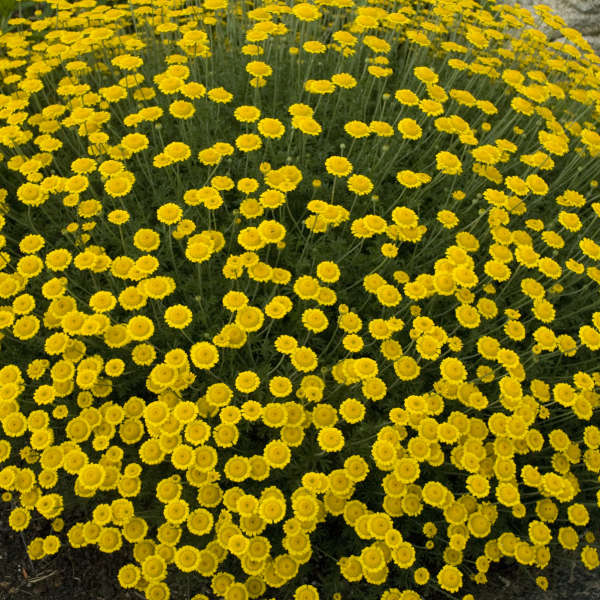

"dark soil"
[473, 551, 600, 600]
[0, 502, 137, 600]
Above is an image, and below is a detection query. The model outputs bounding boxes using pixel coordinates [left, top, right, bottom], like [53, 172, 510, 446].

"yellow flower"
[496, 482, 520, 507]
[104, 174, 134, 197]
[472, 145, 501, 164]
[133, 228, 160, 252]
[164, 304, 193, 329]
[339, 398, 365, 424]
[558, 210, 582, 232]
[414, 567, 430, 586]
[343, 334, 364, 353]
[221, 291, 247, 312]
[258, 117, 285, 139]
[395, 88, 419, 105]
[118, 564, 141, 589]
[437, 565, 463, 593]
[234, 305, 263, 332]
[344, 120, 370, 138]
[505, 175, 529, 196]
[245, 61, 272, 78]
[436, 151, 462, 175]
[484, 259, 511, 282]
[581, 546, 600, 570]
[419, 98, 443, 116]
[292, 116, 323, 136]
[376, 284, 401, 307]
[174, 545, 200, 572]
[257, 219, 286, 244]
[528, 520, 552, 545]
[13, 315, 40, 340]
[263, 295, 291, 319]
[301, 308, 329, 333]
[317, 427, 344, 452]
[258, 496, 286, 524]
[347, 174, 373, 196]
[455, 304, 480, 329]
[437, 209, 459, 228]
[8, 507, 30, 532]
[567, 503, 589, 526]
[43, 249, 71, 272]
[294, 275, 320, 300]
[396, 170, 430, 188]
[163, 498, 189, 525]
[19, 234, 45, 254]
[235, 370, 260, 393]
[360, 544, 385, 573]
[235, 133, 262, 152]
[121, 133, 149, 153]
[325, 156, 352, 177]
[123, 316, 152, 342]
[421, 481, 448, 507]
[538, 130, 569, 155]
[394, 457, 420, 484]
[234, 105, 261, 122]
[266, 376, 291, 398]
[112, 54, 143, 71]
[526, 173, 549, 195]
[369, 120, 393, 137]
[413, 65, 438, 84]
[392, 542, 416, 569]
[108, 209, 129, 225]
[440, 357, 467, 383]
[331, 72, 357, 88]
[156, 203, 183, 225]
[397, 118, 422, 140]
[393, 356, 420, 381]
[532, 298, 555, 323]
[197, 148, 221, 166]
[315, 261, 340, 283]
[224, 456, 251, 483]
[305, 79, 335, 94]
[207, 86, 233, 103]
[368, 65, 392, 79]
[189, 342, 219, 370]
[264, 440, 291, 468]
[142, 555, 167, 582]
[290, 346, 318, 372]
[163, 141, 191, 162]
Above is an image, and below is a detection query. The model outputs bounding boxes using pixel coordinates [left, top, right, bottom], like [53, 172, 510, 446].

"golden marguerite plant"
[1, 0, 600, 599]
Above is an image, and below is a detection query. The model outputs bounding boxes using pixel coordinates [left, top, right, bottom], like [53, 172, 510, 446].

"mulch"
[0, 502, 138, 600]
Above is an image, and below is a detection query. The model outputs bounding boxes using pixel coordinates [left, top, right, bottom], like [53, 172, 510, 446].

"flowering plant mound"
[2, 0, 600, 599]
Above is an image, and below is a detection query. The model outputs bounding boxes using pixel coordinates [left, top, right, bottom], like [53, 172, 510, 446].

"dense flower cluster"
[1, 0, 600, 599]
